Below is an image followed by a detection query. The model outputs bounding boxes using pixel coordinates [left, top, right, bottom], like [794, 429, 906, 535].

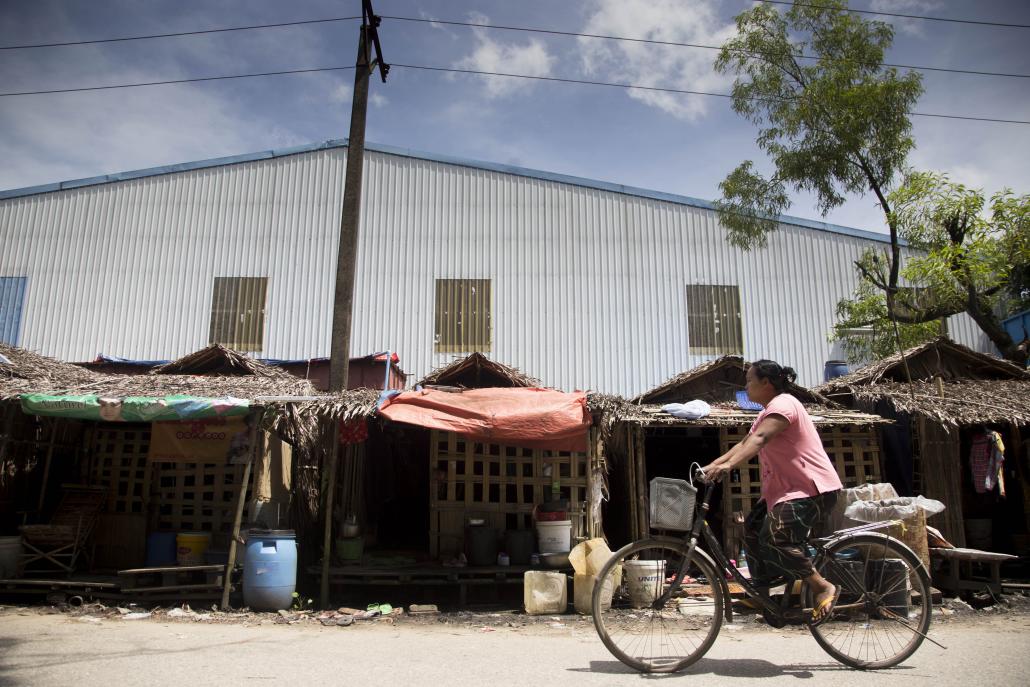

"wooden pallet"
[314, 564, 541, 606]
[117, 564, 230, 600]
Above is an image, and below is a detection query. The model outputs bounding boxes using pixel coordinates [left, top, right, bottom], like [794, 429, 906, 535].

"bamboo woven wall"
[88, 424, 251, 539]
[914, 419, 965, 548]
[428, 430, 591, 557]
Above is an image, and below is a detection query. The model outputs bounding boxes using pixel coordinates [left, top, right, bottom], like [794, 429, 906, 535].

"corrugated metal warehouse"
[0, 139, 989, 394]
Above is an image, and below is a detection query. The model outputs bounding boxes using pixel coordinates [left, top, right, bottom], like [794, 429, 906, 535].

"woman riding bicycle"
[704, 359, 842, 622]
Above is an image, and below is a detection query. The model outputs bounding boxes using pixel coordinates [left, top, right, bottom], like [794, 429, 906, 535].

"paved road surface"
[1, 610, 1028, 686]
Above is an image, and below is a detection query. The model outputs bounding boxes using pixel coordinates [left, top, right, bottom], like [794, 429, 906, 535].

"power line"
[1, 12, 1026, 79]
[0, 16, 360, 50]
[381, 15, 1029, 79]
[758, 1, 1030, 29]
[0, 66, 355, 97]
[2, 61, 1025, 126]
[390, 64, 1030, 125]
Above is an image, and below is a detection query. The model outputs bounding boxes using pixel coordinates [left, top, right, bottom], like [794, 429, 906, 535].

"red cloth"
[338, 418, 369, 444]
[378, 388, 590, 452]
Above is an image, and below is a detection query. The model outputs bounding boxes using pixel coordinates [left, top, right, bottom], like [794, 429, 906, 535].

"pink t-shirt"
[749, 393, 843, 506]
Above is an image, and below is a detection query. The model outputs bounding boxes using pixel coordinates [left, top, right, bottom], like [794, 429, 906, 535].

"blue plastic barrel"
[145, 532, 178, 567]
[823, 360, 849, 382]
[243, 529, 297, 611]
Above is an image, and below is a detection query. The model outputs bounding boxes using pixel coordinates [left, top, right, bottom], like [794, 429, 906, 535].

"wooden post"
[221, 418, 260, 611]
[320, 440, 341, 609]
[634, 426, 648, 537]
[625, 426, 637, 541]
[37, 419, 58, 512]
[585, 428, 596, 539]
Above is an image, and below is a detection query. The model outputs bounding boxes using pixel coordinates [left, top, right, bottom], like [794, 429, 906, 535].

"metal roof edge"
[1, 138, 893, 244]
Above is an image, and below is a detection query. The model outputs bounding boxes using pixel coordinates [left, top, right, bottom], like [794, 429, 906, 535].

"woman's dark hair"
[750, 359, 797, 393]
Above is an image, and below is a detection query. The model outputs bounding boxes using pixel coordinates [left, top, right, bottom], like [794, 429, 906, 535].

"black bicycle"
[592, 466, 938, 673]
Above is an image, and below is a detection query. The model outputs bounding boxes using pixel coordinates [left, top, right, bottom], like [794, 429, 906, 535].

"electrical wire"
[381, 15, 1030, 79]
[0, 16, 361, 50]
[0, 66, 355, 97]
[2, 61, 1027, 126]
[1, 12, 1025, 79]
[758, 1, 1030, 29]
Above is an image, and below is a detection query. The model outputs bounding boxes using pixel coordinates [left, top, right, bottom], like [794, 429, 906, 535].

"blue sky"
[1, 0, 1028, 234]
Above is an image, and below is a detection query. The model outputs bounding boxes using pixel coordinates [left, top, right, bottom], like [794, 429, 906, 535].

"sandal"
[810, 585, 840, 625]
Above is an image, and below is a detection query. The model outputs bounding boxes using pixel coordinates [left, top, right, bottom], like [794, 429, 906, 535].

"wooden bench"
[930, 547, 1017, 596]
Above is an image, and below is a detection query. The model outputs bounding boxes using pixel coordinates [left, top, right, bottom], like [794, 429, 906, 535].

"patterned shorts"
[743, 490, 839, 584]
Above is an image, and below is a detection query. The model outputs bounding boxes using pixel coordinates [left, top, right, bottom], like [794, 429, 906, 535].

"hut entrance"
[955, 425, 1026, 554]
[643, 426, 724, 538]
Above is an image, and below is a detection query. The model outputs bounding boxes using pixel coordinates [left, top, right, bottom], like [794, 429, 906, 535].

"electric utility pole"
[329, 0, 389, 392]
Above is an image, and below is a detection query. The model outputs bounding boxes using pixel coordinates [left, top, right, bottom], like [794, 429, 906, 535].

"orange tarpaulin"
[378, 387, 590, 452]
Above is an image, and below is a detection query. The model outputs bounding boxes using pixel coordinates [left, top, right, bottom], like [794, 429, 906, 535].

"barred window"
[208, 277, 267, 352]
[0, 276, 28, 346]
[435, 279, 492, 353]
[686, 284, 743, 355]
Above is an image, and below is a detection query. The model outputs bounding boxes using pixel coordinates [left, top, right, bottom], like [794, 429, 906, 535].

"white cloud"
[370, 92, 389, 108]
[452, 14, 554, 99]
[869, 0, 944, 37]
[0, 80, 296, 190]
[329, 82, 353, 104]
[577, 0, 736, 121]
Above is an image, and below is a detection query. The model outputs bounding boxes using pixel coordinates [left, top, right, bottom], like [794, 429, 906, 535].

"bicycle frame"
[655, 474, 886, 622]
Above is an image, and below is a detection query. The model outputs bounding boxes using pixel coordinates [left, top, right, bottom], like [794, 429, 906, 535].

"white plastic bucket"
[623, 560, 666, 608]
[0, 536, 22, 578]
[535, 520, 572, 553]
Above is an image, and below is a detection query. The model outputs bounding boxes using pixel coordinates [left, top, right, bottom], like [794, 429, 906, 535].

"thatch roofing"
[841, 379, 1030, 427]
[0, 343, 315, 402]
[417, 352, 541, 389]
[611, 400, 888, 428]
[814, 337, 1030, 426]
[817, 337, 1029, 392]
[634, 355, 833, 406]
[153, 344, 289, 379]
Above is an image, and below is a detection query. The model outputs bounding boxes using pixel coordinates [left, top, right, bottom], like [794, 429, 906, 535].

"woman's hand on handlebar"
[702, 463, 729, 483]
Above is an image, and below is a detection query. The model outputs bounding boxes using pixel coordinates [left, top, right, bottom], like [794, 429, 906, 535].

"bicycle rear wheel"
[592, 538, 724, 673]
[808, 533, 932, 669]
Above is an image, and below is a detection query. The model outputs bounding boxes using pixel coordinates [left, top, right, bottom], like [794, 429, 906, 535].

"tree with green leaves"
[713, 0, 1029, 365]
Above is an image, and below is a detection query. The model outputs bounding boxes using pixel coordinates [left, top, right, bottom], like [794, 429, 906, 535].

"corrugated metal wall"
[0, 146, 986, 394]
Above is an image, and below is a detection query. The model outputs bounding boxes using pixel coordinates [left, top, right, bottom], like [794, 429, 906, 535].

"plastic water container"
[0, 536, 22, 578]
[176, 532, 211, 566]
[146, 532, 178, 567]
[573, 570, 619, 614]
[243, 529, 297, 611]
[623, 559, 666, 608]
[824, 360, 850, 382]
[536, 520, 572, 553]
[524, 570, 568, 615]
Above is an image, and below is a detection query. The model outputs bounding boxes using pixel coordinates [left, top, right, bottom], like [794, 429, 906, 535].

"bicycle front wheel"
[592, 538, 724, 673]
[808, 533, 932, 669]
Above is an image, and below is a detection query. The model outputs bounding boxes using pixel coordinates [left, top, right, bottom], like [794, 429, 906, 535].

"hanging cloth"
[986, 431, 1006, 498]
[969, 433, 992, 494]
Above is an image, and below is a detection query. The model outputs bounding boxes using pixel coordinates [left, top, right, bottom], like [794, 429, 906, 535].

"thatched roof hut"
[815, 337, 1030, 549]
[417, 352, 541, 389]
[1, 342, 316, 402]
[633, 355, 833, 405]
[816, 337, 1030, 427]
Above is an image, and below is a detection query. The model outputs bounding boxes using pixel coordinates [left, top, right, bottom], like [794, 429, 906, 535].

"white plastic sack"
[831, 483, 899, 531]
[843, 496, 946, 523]
[661, 400, 711, 420]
